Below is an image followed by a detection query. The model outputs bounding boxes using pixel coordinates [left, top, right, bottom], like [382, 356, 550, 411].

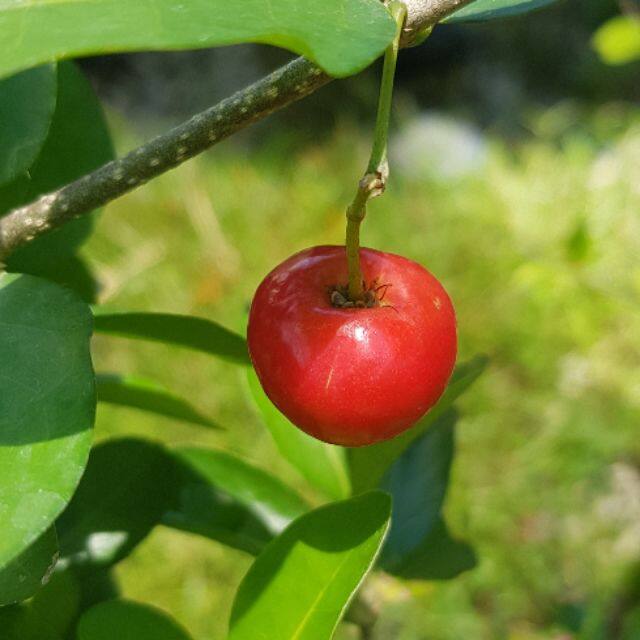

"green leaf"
[164, 446, 309, 555]
[1, 62, 114, 291]
[0, 65, 57, 186]
[77, 600, 193, 640]
[383, 519, 477, 581]
[377, 408, 476, 581]
[36, 254, 100, 305]
[0, 0, 396, 80]
[55, 439, 180, 569]
[26, 570, 82, 640]
[380, 410, 457, 568]
[348, 355, 488, 494]
[93, 312, 250, 366]
[228, 491, 391, 640]
[592, 15, 640, 66]
[447, 0, 560, 23]
[0, 527, 58, 606]
[96, 374, 220, 429]
[0, 569, 82, 640]
[0, 274, 95, 585]
[0, 606, 39, 640]
[247, 368, 351, 501]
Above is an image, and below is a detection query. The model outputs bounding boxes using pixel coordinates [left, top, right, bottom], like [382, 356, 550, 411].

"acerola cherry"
[247, 246, 457, 447]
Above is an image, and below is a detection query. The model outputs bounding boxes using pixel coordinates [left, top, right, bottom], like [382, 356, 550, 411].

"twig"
[401, 0, 476, 44]
[0, 58, 330, 261]
[0, 0, 476, 262]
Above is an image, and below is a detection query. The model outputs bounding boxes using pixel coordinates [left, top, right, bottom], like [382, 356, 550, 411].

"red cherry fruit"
[247, 246, 457, 447]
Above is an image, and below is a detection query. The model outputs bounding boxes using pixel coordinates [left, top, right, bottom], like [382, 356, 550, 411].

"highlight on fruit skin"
[247, 245, 457, 447]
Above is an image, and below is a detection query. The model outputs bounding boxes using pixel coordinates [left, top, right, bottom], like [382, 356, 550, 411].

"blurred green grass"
[85, 101, 640, 640]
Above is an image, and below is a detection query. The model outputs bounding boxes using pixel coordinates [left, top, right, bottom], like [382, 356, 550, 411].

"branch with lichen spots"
[0, 58, 329, 261]
[0, 0, 475, 262]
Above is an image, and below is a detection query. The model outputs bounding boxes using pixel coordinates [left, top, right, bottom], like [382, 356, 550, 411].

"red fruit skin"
[247, 246, 457, 447]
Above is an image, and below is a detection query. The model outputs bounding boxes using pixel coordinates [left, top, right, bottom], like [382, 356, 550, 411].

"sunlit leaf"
[164, 446, 309, 555]
[247, 368, 351, 501]
[93, 312, 250, 365]
[0, 274, 94, 591]
[96, 374, 219, 429]
[0, 0, 396, 80]
[229, 492, 391, 640]
[592, 15, 640, 66]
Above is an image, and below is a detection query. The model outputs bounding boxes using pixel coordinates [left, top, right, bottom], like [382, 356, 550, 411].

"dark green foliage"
[93, 312, 251, 365]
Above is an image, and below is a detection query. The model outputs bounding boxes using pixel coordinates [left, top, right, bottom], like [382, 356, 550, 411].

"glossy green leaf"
[93, 312, 250, 365]
[447, 0, 559, 23]
[383, 519, 476, 581]
[348, 355, 488, 494]
[96, 374, 219, 429]
[164, 446, 308, 555]
[0, 527, 58, 606]
[56, 439, 180, 568]
[0, 0, 396, 81]
[247, 368, 351, 501]
[77, 600, 192, 640]
[228, 491, 391, 640]
[592, 16, 640, 66]
[1, 62, 114, 289]
[380, 410, 456, 568]
[0, 274, 95, 585]
[0, 65, 57, 186]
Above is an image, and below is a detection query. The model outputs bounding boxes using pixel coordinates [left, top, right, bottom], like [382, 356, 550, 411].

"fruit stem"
[345, 0, 406, 301]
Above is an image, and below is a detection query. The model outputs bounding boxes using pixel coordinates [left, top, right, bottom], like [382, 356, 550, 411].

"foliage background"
[32, 1, 636, 638]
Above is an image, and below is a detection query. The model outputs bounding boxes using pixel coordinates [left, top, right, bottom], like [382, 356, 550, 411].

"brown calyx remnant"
[329, 280, 392, 309]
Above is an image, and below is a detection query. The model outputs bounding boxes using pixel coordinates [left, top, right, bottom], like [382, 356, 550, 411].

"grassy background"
[86, 101, 640, 639]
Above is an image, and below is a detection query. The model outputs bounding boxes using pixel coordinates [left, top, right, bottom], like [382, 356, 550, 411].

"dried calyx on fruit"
[329, 280, 392, 309]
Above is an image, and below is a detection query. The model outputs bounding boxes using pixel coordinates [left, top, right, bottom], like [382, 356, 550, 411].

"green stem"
[368, 1, 405, 175]
[346, 1, 406, 301]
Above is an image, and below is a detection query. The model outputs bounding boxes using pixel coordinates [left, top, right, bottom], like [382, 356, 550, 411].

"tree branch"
[0, 57, 330, 262]
[401, 0, 475, 44]
[0, 0, 475, 263]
